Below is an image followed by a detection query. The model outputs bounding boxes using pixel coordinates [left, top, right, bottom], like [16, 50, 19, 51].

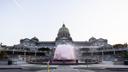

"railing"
[0, 48, 47, 53]
[2, 47, 128, 53]
[80, 47, 128, 53]
[97, 48, 128, 52]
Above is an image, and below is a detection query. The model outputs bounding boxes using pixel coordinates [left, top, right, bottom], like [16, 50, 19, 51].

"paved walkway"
[37, 65, 95, 72]
[0, 64, 128, 72]
[0, 65, 21, 69]
[72, 64, 128, 69]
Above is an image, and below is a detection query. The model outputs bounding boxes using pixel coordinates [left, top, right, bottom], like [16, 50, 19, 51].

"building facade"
[0, 24, 127, 63]
[14, 24, 111, 62]
[18, 24, 109, 50]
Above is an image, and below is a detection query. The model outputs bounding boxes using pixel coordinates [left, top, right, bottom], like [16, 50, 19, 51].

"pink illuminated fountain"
[52, 44, 77, 64]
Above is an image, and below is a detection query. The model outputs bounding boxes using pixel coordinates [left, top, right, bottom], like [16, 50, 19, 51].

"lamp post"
[35, 50, 37, 57]
[102, 50, 104, 61]
[91, 48, 94, 57]
[113, 47, 116, 56]
[34, 50, 37, 62]
[86, 48, 89, 68]
[24, 50, 26, 61]
[13, 49, 14, 55]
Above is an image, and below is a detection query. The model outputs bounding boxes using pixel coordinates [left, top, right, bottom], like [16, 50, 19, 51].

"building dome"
[98, 38, 104, 41]
[55, 24, 72, 42]
[58, 24, 70, 38]
[31, 37, 39, 42]
[89, 37, 96, 42]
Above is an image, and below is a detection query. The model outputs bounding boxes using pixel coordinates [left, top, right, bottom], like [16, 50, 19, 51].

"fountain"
[52, 44, 77, 64]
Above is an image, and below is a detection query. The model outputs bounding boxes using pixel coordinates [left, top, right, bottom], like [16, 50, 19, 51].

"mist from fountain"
[54, 44, 76, 60]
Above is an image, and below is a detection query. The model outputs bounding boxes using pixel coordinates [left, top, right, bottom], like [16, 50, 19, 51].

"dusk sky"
[0, 0, 128, 45]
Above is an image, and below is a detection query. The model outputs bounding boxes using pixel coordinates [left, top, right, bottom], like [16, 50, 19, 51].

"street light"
[35, 50, 37, 57]
[102, 50, 104, 61]
[113, 47, 116, 56]
[13, 49, 15, 55]
[85, 48, 89, 68]
[24, 50, 26, 61]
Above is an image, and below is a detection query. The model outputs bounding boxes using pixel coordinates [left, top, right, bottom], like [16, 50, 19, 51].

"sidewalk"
[0, 64, 128, 69]
[72, 64, 128, 70]
[0, 65, 22, 69]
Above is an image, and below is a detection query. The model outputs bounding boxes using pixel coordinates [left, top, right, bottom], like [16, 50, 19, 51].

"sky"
[0, 0, 128, 45]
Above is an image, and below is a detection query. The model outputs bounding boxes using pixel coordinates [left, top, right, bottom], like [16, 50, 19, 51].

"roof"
[73, 41, 91, 46]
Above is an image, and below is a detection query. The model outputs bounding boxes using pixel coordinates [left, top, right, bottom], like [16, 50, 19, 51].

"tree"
[0, 51, 7, 59]
[121, 51, 128, 59]
[38, 47, 50, 51]
[113, 43, 128, 48]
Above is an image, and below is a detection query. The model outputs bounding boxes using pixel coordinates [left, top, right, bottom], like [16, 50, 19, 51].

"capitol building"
[0, 24, 128, 64]
[19, 24, 109, 49]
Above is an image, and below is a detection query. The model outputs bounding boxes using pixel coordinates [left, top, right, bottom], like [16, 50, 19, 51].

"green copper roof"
[58, 24, 69, 33]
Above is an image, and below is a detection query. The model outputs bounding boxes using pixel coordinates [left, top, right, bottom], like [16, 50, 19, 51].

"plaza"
[0, 64, 128, 72]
